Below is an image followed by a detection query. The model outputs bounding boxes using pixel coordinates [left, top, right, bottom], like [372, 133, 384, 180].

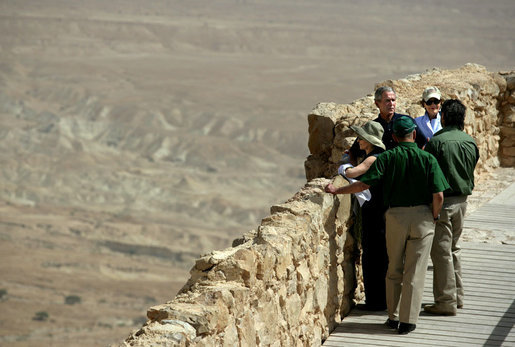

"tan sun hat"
[350, 121, 386, 150]
[422, 86, 441, 102]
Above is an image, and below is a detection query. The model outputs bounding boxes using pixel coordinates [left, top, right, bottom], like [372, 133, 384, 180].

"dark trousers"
[361, 205, 388, 309]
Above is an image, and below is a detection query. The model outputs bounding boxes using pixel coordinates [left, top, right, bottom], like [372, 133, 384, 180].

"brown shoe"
[424, 304, 456, 316]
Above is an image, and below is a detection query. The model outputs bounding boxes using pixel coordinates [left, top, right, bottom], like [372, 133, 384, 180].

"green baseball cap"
[393, 116, 416, 136]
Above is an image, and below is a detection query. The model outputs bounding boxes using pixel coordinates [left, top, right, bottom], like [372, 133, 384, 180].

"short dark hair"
[374, 86, 395, 102]
[441, 99, 466, 130]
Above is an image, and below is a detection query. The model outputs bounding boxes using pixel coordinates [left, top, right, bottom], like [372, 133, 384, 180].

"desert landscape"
[0, 0, 514, 346]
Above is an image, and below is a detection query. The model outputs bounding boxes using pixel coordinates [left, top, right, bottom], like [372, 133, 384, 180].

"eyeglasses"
[425, 99, 440, 105]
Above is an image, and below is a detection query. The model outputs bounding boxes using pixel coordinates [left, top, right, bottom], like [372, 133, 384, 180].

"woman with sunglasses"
[414, 86, 443, 148]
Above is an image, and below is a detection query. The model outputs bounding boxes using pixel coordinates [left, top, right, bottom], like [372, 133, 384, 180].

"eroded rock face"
[123, 64, 514, 346]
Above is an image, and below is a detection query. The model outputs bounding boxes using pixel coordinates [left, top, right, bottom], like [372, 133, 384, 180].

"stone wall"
[306, 64, 514, 180]
[124, 177, 357, 346]
[124, 64, 514, 346]
[499, 73, 515, 166]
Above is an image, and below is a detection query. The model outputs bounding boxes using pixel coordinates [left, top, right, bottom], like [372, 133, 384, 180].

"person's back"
[359, 116, 449, 334]
[423, 99, 479, 316]
[370, 142, 445, 208]
[425, 127, 478, 196]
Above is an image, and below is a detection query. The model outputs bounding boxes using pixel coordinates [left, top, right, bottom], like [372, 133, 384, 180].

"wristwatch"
[434, 214, 440, 221]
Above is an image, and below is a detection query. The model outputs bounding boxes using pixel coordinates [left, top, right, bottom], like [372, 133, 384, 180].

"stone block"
[508, 89, 515, 104]
[307, 113, 336, 155]
[213, 248, 257, 287]
[221, 323, 239, 347]
[285, 293, 302, 323]
[505, 74, 515, 90]
[492, 72, 507, 93]
[313, 276, 328, 310]
[503, 112, 515, 126]
[480, 81, 500, 96]
[147, 302, 224, 335]
[236, 312, 256, 346]
[296, 262, 311, 290]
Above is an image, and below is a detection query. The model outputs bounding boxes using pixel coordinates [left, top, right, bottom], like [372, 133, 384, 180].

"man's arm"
[432, 192, 444, 222]
[325, 181, 370, 195]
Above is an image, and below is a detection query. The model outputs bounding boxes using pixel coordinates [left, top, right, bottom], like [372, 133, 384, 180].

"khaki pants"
[385, 205, 434, 324]
[431, 195, 467, 310]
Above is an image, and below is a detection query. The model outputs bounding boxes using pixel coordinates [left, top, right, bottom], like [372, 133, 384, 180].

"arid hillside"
[0, 0, 514, 346]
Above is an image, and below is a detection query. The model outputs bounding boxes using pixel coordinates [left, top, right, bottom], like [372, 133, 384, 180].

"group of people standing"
[325, 86, 480, 335]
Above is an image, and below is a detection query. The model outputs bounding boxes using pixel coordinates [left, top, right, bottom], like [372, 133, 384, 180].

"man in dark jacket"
[348, 86, 425, 164]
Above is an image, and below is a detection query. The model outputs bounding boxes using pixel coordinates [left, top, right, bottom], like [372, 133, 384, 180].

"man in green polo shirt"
[423, 99, 480, 316]
[325, 116, 449, 335]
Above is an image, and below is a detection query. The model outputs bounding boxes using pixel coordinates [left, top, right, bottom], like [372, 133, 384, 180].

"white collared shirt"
[422, 112, 442, 134]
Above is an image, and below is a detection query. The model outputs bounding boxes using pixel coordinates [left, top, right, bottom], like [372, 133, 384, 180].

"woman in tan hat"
[414, 86, 443, 148]
[344, 121, 386, 178]
[342, 120, 388, 311]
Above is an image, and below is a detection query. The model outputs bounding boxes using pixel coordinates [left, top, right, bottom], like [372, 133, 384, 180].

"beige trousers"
[385, 205, 434, 324]
[431, 195, 467, 310]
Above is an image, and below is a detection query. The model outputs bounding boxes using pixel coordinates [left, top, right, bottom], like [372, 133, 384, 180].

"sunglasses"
[425, 98, 440, 105]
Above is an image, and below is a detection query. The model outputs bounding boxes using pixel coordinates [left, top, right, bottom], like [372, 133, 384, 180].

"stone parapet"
[124, 177, 357, 346]
[305, 64, 514, 180]
[499, 72, 515, 166]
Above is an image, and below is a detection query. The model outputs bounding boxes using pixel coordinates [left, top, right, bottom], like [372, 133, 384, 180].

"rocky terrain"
[0, 0, 514, 346]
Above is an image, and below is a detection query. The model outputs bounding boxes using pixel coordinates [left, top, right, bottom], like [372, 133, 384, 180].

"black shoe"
[398, 322, 416, 335]
[384, 318, 399, 329]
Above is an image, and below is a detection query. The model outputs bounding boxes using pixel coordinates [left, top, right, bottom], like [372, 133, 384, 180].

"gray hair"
[374, 86, 395, 101]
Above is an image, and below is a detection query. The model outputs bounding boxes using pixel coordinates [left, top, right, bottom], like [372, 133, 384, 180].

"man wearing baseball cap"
[325, 115, 449, 334]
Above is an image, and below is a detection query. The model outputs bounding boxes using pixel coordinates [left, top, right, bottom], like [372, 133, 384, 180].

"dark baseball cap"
[393, 116, 416, 136]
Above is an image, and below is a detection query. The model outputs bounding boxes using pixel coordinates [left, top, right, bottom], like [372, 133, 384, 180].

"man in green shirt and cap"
[423, 99, 480, 316]
[325, 116, 449, 335]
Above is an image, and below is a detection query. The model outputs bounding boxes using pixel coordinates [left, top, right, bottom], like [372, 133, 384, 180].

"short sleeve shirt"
[360, 142, 450, 207]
